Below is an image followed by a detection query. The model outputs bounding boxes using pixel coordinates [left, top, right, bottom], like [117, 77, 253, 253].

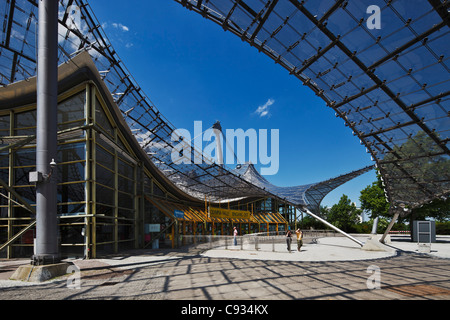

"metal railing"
[178, 230, 339, 253]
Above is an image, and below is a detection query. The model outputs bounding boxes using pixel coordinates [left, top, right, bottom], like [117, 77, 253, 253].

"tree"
[363, 130, 449, 238]
[359, 172, 390, 220]
[299, 205, 331, 230]
[381, 130, 450, 209]
[409, 197, 450, 223]
[398, 198, 450, 239]
[328, 194, 362, 232]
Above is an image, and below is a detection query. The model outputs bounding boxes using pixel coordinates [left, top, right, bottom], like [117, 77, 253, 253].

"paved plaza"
[0, 236, 450, 301]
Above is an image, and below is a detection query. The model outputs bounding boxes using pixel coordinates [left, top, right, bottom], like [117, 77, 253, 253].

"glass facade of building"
[0, 78, 171, 258]
[0, 61, 288, 259]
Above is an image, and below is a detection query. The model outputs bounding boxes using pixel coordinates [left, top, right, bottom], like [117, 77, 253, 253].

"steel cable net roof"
[0, 0, 370, 208]
[175, 0, 450, 212]
[0, 0, 273, 203]
[234, 162, 373, 213]
[1, 1, 440, 213]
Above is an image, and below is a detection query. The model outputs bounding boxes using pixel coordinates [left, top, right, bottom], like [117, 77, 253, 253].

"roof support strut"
[301, 207, 364, 247]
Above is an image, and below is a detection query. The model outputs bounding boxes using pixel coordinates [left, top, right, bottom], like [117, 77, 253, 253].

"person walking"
[286, 228, 292, 252]
[233, 226, 238, 246]
[296, 228, 303, 252]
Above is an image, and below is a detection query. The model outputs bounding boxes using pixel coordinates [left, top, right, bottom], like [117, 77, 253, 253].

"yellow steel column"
[84, 84, 92, 259]
[7, 110, 14, 259]
[90, 86, 97, 258]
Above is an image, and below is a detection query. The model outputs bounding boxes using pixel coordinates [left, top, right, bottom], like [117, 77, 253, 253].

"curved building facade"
[0, 53, 289, 258]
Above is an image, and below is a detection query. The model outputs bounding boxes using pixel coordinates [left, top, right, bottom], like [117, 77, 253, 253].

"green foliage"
[382, 130, 450, 206]
[359, 172, 390, 219]
[299, 164, 449, 234]
[328, 194, 362, 232]
[298, 215, 327, 230]
[352, 222, 371, 234]
[298, 206, 331, 230]
[411, 198, 450, 222]
[436, 222, 450, 235]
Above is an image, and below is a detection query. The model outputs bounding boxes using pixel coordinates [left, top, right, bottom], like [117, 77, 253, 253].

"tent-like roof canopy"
[175, 0, 450, 213]
[234, 162, 373, 213]
[2, 0, 445, 214]
[0, 0, 271, 203]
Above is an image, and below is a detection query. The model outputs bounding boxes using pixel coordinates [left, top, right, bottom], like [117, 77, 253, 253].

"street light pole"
[32, 0, 59, 265]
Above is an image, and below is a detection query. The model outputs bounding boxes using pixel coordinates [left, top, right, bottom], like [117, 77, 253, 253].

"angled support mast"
[300, 206, 364, 247]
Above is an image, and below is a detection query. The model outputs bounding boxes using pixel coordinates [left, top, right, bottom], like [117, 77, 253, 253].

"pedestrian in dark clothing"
[286, 229, 292, 252]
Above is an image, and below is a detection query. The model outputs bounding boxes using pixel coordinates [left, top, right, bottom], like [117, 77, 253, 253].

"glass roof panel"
[171, 0, 450, 211]
[2, 0, 448, 213]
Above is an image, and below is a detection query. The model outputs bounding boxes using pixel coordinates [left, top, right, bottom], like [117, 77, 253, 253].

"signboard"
[145, 224, 161, 233]
[209, 207, 251, 220]
[174, 209, 185, 219]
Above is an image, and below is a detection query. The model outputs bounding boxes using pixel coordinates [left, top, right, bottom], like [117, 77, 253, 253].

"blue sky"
[88, 1, 377, 210]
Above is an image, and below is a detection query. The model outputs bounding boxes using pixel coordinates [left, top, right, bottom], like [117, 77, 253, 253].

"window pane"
[58, 202, 85, 216]
[96, 184, 115, 206]
[96, 143, 114, 169]
[14, 110, 36, 136]
[96, 164, 114, 186]
[58, 182, 85, 204]
[58, 162, 85, 183]
[0, 115, 10, 137]
[58, 91, 86, 131]
[118, 157, 133, 178]
[14, 148, 35, 167]
[58, 142, 85, 163]
[95, 98, 114, 137]
[118, 175, 133, 194]
[118, 191, 133, 210]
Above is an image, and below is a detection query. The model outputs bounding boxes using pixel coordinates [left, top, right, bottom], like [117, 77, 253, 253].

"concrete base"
[362, 234, 394, 252]
[10, 262, 72, 283]
[418, 243, 431, 253]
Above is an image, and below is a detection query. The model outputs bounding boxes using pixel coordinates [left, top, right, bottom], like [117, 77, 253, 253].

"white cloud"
[112, 23, 129, 32]
[254, 99, 275, 118]
[100, 22, 133, 49]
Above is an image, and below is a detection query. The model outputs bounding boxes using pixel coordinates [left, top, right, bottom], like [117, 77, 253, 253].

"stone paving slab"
[201, 236, 450, 261]
[0, 239, 449, 301]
